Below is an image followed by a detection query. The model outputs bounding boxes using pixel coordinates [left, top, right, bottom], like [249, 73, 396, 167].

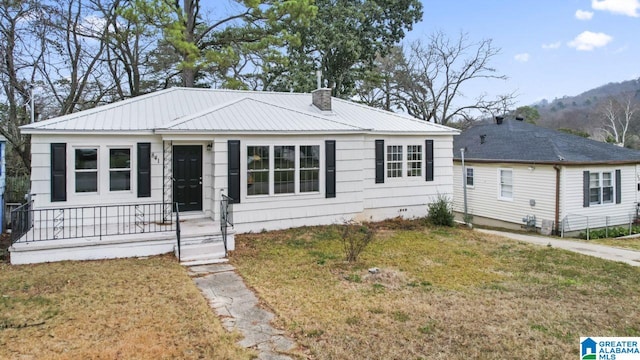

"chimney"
[495, 116, 504, 125]
[516, 116, 524, 121]
[312, 88, 332, 111]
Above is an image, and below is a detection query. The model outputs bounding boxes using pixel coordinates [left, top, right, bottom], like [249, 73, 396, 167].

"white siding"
[362, 135, 454, 221]
[560, 164, 637, 229]
[452, 163, 557, 227]
[212, 134, 364, 233]
[32, 133, 455, 234]
[30, 134, 164, 209]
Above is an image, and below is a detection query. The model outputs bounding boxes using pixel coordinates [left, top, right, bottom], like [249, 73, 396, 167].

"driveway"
[476, 228, 640, 267]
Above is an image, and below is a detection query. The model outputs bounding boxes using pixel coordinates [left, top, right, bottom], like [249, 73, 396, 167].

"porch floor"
[9, 215, 230, 265]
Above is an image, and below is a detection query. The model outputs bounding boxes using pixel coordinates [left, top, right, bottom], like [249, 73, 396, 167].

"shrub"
[340, 220, 375, 262]
[427, 195, 455, 227]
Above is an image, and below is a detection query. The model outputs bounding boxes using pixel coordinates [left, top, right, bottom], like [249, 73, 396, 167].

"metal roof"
[453, 119, 640, 164]
[21, 87, 458, 135]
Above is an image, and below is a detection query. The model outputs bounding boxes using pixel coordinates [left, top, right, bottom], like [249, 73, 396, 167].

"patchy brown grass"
[0, 255, 254, 360]
[588, 236, 640, 251]
[231, 224, 640, 359]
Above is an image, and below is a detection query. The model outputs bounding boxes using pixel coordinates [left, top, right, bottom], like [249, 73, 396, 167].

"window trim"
[407, 145, 423, 177]
[108, 147, 132, 192]
[465, 167, 474, 188]
[386, 145, 403, 178]
[589, 171, 614, 206]
[245, 144, 323, 198]
[498, 168, 513, 201]
[383, 144, 426, 180]
[74, 147, 99, 194]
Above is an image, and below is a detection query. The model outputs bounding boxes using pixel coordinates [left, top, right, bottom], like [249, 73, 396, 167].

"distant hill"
[528, 78, 640, 147]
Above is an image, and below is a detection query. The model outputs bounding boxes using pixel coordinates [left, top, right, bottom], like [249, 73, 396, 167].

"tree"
[278, 0, 422, 97]
[598, 95, 638, 146]
[391, 32, 514, 125]
[513, 105, 540, 124]
[0, 0, 46, 174]
[157, 0, 316, 88]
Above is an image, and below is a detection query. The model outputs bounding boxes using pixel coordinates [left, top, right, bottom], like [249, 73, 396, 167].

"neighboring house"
[452, 118, 640, 234]
[12, 87, 458, 264]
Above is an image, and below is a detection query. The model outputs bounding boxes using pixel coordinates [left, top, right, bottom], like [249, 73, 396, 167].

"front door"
[173, 145, 203, 212]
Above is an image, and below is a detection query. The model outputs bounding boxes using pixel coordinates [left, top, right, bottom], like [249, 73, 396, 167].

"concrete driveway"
[476, 229, 640, 267]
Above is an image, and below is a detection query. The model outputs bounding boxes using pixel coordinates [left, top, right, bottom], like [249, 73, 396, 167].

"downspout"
[554, 164, 561, 235]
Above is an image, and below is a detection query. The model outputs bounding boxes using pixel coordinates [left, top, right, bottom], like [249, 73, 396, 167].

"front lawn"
[0, 255, 253, 360]
[231, 221, 640, 359]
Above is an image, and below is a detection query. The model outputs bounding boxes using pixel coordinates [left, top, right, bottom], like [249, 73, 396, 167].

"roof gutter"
[452, 159, 640, 166]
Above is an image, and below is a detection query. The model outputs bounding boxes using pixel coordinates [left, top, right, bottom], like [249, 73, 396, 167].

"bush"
[427, 195, 455, 227]
[340, 220, 375, 262]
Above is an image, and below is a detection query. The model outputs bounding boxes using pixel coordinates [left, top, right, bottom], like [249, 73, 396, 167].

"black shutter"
[425, 139, 434, 182]
[228, 140, 240, 204]
[616, 169, 622, 204]
[583, 171, 590, 207]
[375, 140, 384, 184]
[326, 140, 336, 198]
[137, 143, 151, 197]
[51, 143, 67, 202]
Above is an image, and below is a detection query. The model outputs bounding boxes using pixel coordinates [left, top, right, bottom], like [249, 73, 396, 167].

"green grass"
[231, 220, 640, 359]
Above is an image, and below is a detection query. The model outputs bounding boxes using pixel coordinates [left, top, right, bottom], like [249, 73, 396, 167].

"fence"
[11, 202, 176, 243]
[561, 213, 637, 240]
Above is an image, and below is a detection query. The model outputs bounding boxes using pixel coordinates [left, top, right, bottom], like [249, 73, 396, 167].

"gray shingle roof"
[453, 119, 640, 164]
[21, 87, 458, 135]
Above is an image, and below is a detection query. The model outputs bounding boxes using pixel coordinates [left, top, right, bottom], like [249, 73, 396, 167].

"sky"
[404, 0, 640, 107]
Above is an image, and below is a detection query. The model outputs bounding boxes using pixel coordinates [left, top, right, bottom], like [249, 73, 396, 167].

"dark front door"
[173, 145, 203, 212]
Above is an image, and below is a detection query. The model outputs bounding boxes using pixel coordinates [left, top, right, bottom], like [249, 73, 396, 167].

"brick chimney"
[312, 88, 332, 111]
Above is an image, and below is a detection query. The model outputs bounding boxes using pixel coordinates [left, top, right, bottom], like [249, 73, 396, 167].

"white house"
[452, 118, 640, 235]
[12, 87, 458, 264]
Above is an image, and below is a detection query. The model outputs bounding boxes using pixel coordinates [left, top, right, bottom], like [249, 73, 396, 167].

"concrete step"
[177, 235, 228, 264]
[180, 258, 229, 267]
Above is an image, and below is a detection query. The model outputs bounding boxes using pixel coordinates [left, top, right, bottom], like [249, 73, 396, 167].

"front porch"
[9, 201, 234, 265]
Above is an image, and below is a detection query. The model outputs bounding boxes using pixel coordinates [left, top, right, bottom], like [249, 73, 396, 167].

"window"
[109, 148, 131, 191]
[300, 145, 320, 192]
[499, 169, 512, 200]
[75, 148, 98, 193]
[274, 146, 295, 194]
[247, 145, 322, 196]
[247, 146, 269, 196]
[590, 172, 614, 205]
[407, 145, 422, 177]
[466, 167, 474, 187]
[387, 145, 403, 178]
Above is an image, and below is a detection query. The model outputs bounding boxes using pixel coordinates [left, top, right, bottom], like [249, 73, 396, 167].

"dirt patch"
[0, 233, 10, 264]
[362, 268, 410, 290]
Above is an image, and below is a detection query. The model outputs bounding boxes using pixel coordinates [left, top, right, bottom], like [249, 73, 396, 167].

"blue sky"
[404, 0, 640, 107]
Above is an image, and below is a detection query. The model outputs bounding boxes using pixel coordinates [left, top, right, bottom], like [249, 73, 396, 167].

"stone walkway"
[188, 264, 301, 360]
[477, 228, 640, 266]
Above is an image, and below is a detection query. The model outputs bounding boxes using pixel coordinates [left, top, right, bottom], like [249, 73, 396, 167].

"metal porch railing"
[220, 193, 234, 256]
[10, 202, 176, 244]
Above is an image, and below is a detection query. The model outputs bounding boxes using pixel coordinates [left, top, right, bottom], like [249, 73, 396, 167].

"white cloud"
[514, 53, 530, 62]
[542, 41, 562, 50]
[567, 31, 613, 50]
[575, 9, 595, 19]
[592, 0, 640, 17]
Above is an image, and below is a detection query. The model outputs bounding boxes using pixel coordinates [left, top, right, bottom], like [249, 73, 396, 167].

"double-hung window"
[589, 172, 614, 205]
[466, 167, 474, 187]
[300, 145, 320, 192]
[499, 169, 513, 200]
[274, 146, 295, 194]
[407, 145, 422, 177]
[75, 148, 98, 193]
[247, 146, 270, 196]
[387, 145, 403, 178]
[109, 148, 131, 191]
